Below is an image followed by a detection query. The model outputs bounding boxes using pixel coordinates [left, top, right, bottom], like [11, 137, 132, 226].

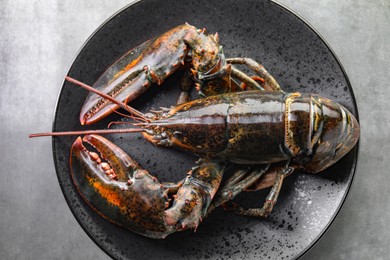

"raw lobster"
[30, 24, 359, 239]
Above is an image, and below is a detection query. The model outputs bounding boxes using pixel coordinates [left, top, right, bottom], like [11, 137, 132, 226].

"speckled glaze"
[52, 0, 359, 259]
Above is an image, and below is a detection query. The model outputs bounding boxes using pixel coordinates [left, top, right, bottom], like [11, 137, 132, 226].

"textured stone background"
[1, 0, 388, 259]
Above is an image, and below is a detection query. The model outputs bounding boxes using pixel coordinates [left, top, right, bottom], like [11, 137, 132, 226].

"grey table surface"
[1, 0, 388, 259]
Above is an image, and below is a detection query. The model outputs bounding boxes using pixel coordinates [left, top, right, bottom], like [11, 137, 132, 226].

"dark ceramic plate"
[52, 0, 359, 259]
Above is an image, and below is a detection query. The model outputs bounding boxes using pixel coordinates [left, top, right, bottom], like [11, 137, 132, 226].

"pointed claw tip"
[213, 32, 219, 43]
[193, 224, 199, 232]
[76, 136, 83, 142]
[73, 136, 84, 147]
[80, 117, 86, 125]
[82, 134, 93, 143]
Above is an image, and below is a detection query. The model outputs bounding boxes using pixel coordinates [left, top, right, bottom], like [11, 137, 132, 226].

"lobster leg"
[230, 66, 265, 91]
[199, 57, 281, 93]
[227, 58, 282, 91]
[198, 60, 263, 93]
[208, 164, 270, 214]
[244, 164, 298, 192]
[223, 166, 294, 217]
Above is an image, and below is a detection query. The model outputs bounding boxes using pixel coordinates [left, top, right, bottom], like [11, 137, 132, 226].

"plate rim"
[51, 0, 360, 259]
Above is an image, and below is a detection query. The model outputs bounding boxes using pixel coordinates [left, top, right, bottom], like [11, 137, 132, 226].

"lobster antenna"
[65, 76, 150, 122]
[29, 128, 146, 138]
[107, 121, 134, 128]
[108, 107, 149, 123]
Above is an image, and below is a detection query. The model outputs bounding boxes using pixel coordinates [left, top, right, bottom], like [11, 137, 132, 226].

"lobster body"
[142, 91, 359, 173]
[143, 91, 288, 163]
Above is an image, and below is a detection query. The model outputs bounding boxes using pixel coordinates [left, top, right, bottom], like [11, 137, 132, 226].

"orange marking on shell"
[190, 69, 198, 77]
[89, 177, 124, 209]
[113, 56, 142, 80]
[251, 76, 265, 83]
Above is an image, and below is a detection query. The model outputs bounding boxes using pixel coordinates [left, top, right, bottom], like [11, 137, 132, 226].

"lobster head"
[289, 94, 360, 173]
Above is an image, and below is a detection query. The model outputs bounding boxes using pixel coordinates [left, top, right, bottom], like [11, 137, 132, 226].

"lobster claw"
[79, 24, 197, 125]
[71, 134, 174, 238]
[164, 161, 224, 230]
[71, 134, 225, 238]
[80, 40, 154, 125]
[79, 23, 225, 125]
